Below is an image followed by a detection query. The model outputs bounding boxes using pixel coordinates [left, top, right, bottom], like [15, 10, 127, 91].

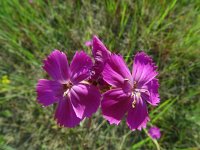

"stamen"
[63, 89, 69, 97]
[62, 81, 73, 97]
[132, 98, 136, 108]
[131, 91, 141, 108]
[130, 82, 149, 109]
[135, 92, 141, 98]
[124, 78, 129, 81]
[80, 80, 90, 85]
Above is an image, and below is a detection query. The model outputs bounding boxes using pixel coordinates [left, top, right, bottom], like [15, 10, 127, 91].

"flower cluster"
[36, 35, 160, 131]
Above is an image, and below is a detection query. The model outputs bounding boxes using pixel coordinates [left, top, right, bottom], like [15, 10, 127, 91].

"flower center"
[123, 79, 149, 108]
[131, 81, 149, 108]
[63, 81, 73, 97]
[131, 91, 140, 108]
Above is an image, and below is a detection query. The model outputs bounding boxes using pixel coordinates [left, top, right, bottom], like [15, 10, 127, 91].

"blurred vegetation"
[0, 0, 200, 149]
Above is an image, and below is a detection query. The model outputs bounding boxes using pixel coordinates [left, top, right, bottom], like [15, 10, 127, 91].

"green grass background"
[0, 0, 200, 149]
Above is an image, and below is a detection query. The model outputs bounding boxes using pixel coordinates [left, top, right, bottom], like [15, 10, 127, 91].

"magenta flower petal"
[101, 88, 131, 125]
[70, 83, 101, 118]
[127, 98, 149, 130]
[141, 79, 160, 106]
[36, 79, 63, 106]
[43, 50, 70, 83]
[69, 88, 85, 119]
[148, 126, 161, 139]
[92, 36, 111, 79]
[132, 52, 158, 87]
[102, 54, 132, 88]
[85, 40, 92, 47]
[70, 51, 93, 84]
[55, 96, 81, 127]
[92, 35, 111, 59]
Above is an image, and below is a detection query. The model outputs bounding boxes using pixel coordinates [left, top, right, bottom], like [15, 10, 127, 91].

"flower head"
[85, 40, 92, 47]
[101, 52, 160, 130]
[36, 50, 101, 127]
[148, 126, 161, 139]
[91, 35, 111, 80]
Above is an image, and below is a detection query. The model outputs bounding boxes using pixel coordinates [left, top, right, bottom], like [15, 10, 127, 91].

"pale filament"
[63, 89, 70, 97]
[63, 81, 73, 97]
[131, 84, 149, 108]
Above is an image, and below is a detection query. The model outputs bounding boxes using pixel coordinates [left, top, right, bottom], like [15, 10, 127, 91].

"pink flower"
[148, 126, 161, 139]
[91, 35, 111, 80]
[101, 52, 160, 130]
[36, 50, 100, 127]
[85, 41, 92, 47]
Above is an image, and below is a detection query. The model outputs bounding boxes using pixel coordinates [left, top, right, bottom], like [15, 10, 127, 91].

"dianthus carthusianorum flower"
[101, 52, 160, 130]
[36, 50, 100, 127]
[148, 126, 161, 139]
[91, 35, 111, 80]
[85, 40, 92, 47]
